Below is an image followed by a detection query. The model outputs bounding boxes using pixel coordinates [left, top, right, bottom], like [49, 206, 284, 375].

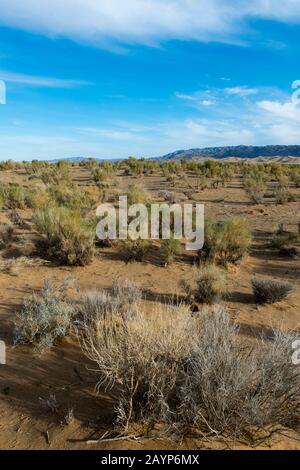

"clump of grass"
[181, 264, 226, 304]
[0, 184, 26, 209]
[160, 236, 181, 265]
[270, 231, 299, 256]
[111, 278, 142, 310]
[120, 239, 150, 262]
[33, 206, 95, 266]
[244, 173, 267, 204]
[79, 279, 141, 325]
[200, 218, 251, 265]
[127, 184, 150, 205]
[25, 187, 50, 210]
[274, 187, 296, 204]
[14, 280, 75, 351]
[0, 224, 13, 249]
[49, 183, 102, 212]
[252, 277, 293, 304]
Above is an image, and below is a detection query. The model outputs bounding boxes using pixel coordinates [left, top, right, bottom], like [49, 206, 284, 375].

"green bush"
[201, 218, 251, 265]
[160, 236, 181, 265]
[120, 239, 150, 262]
[181, 264, 226, 304]
[252, 277, 293, 304]
[127, 184, 150, 205]
[25, 187, 51, 210]
[0, 184, 26, 209]
[33, 206, 95, 266]
[244, 173, 267, 204]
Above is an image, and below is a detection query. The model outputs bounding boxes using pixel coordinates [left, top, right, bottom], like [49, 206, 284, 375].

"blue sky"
[0, 0, 300, 160]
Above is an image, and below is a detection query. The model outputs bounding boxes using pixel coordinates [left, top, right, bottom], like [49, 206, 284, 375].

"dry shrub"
[111, 278, 142, 310]
[120, 239, 150, 262]
[200, 218, 251, 265]
[0, 256, 47, 276]
[79, 279, 141, 325]
[0, 184, 26, 209]
[33, 206, 95, 266]
[274, 186, 296, 204]
[49, 183, 103, 212]
[161, 236, 181, 265]
[0, 224, 13, 249]
[178, 310, 300, 440]
[25, 187, 50, 210]
[127, 184, 150, 205]
[271, 231, 299, 256]
[252, 277, 293, 304]
[158, 190, 178, 204]
[81, 303, 196, 430]
[181, 264, 226, 304]
[244, 174, 267, 204]
[40, 163, 70, 185]
[14, 280, 75, 351]
[81, 307, 300, 441]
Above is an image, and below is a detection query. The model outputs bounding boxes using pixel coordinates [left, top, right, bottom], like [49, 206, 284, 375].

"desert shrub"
[200, 218, 251, 265]
[111, 278, 142, 310]
[81, 306, 300, 440]
[160, 236, 181, 265]
[49, 183, 81, 208]
[158, 190, 177, 203]
[40, 162, 70, 185]
[92, 167, 108, 184]
[0, 184, 26, 209]
[252, 277, 293, 304]
[81, 303, 196, 430]
[25, 187, 51, 210]
[33, 206, 95, 266]
[14, 280, 75, 351]
[178, 310, 300, 439]
[120, 239, 150, 262]
[49, 183, 102, 212]
[0, 224, 13, 249]
[79, 279, 141, 325]
[244, 174, 267, 204]
[271, 231, 299, 255]
[274, 186, 296, 204]
[127, 184, 150, 205]
[181, 264, 226, 304]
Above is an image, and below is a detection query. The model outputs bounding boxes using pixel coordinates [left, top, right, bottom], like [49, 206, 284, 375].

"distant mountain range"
[160, 145, 300, 160]
[46, 145, 300, 164]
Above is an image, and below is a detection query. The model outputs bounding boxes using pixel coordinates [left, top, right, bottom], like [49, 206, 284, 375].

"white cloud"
[176, 90, 218, 107]
[0, 70, 89, 88]
[225, 86, 258, 97]
[201, 100, 215, 106]
[0, 1, 300, 49]
[257, 99, 300, 122]
[175, 92, 197, 101]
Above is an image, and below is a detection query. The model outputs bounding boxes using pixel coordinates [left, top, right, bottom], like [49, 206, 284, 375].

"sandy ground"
[0, 166, 299, 450]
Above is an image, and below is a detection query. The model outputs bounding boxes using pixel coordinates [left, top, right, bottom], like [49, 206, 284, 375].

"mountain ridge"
[159, 145, 300, 160]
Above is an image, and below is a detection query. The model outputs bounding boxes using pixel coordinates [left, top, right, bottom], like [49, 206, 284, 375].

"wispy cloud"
[225, 86, 258, 97]
[0, 71, 90, 88]
[0, 1, 300, 50]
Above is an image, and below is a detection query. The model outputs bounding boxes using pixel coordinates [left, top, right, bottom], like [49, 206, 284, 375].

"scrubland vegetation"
[0, 157, 299, 449]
